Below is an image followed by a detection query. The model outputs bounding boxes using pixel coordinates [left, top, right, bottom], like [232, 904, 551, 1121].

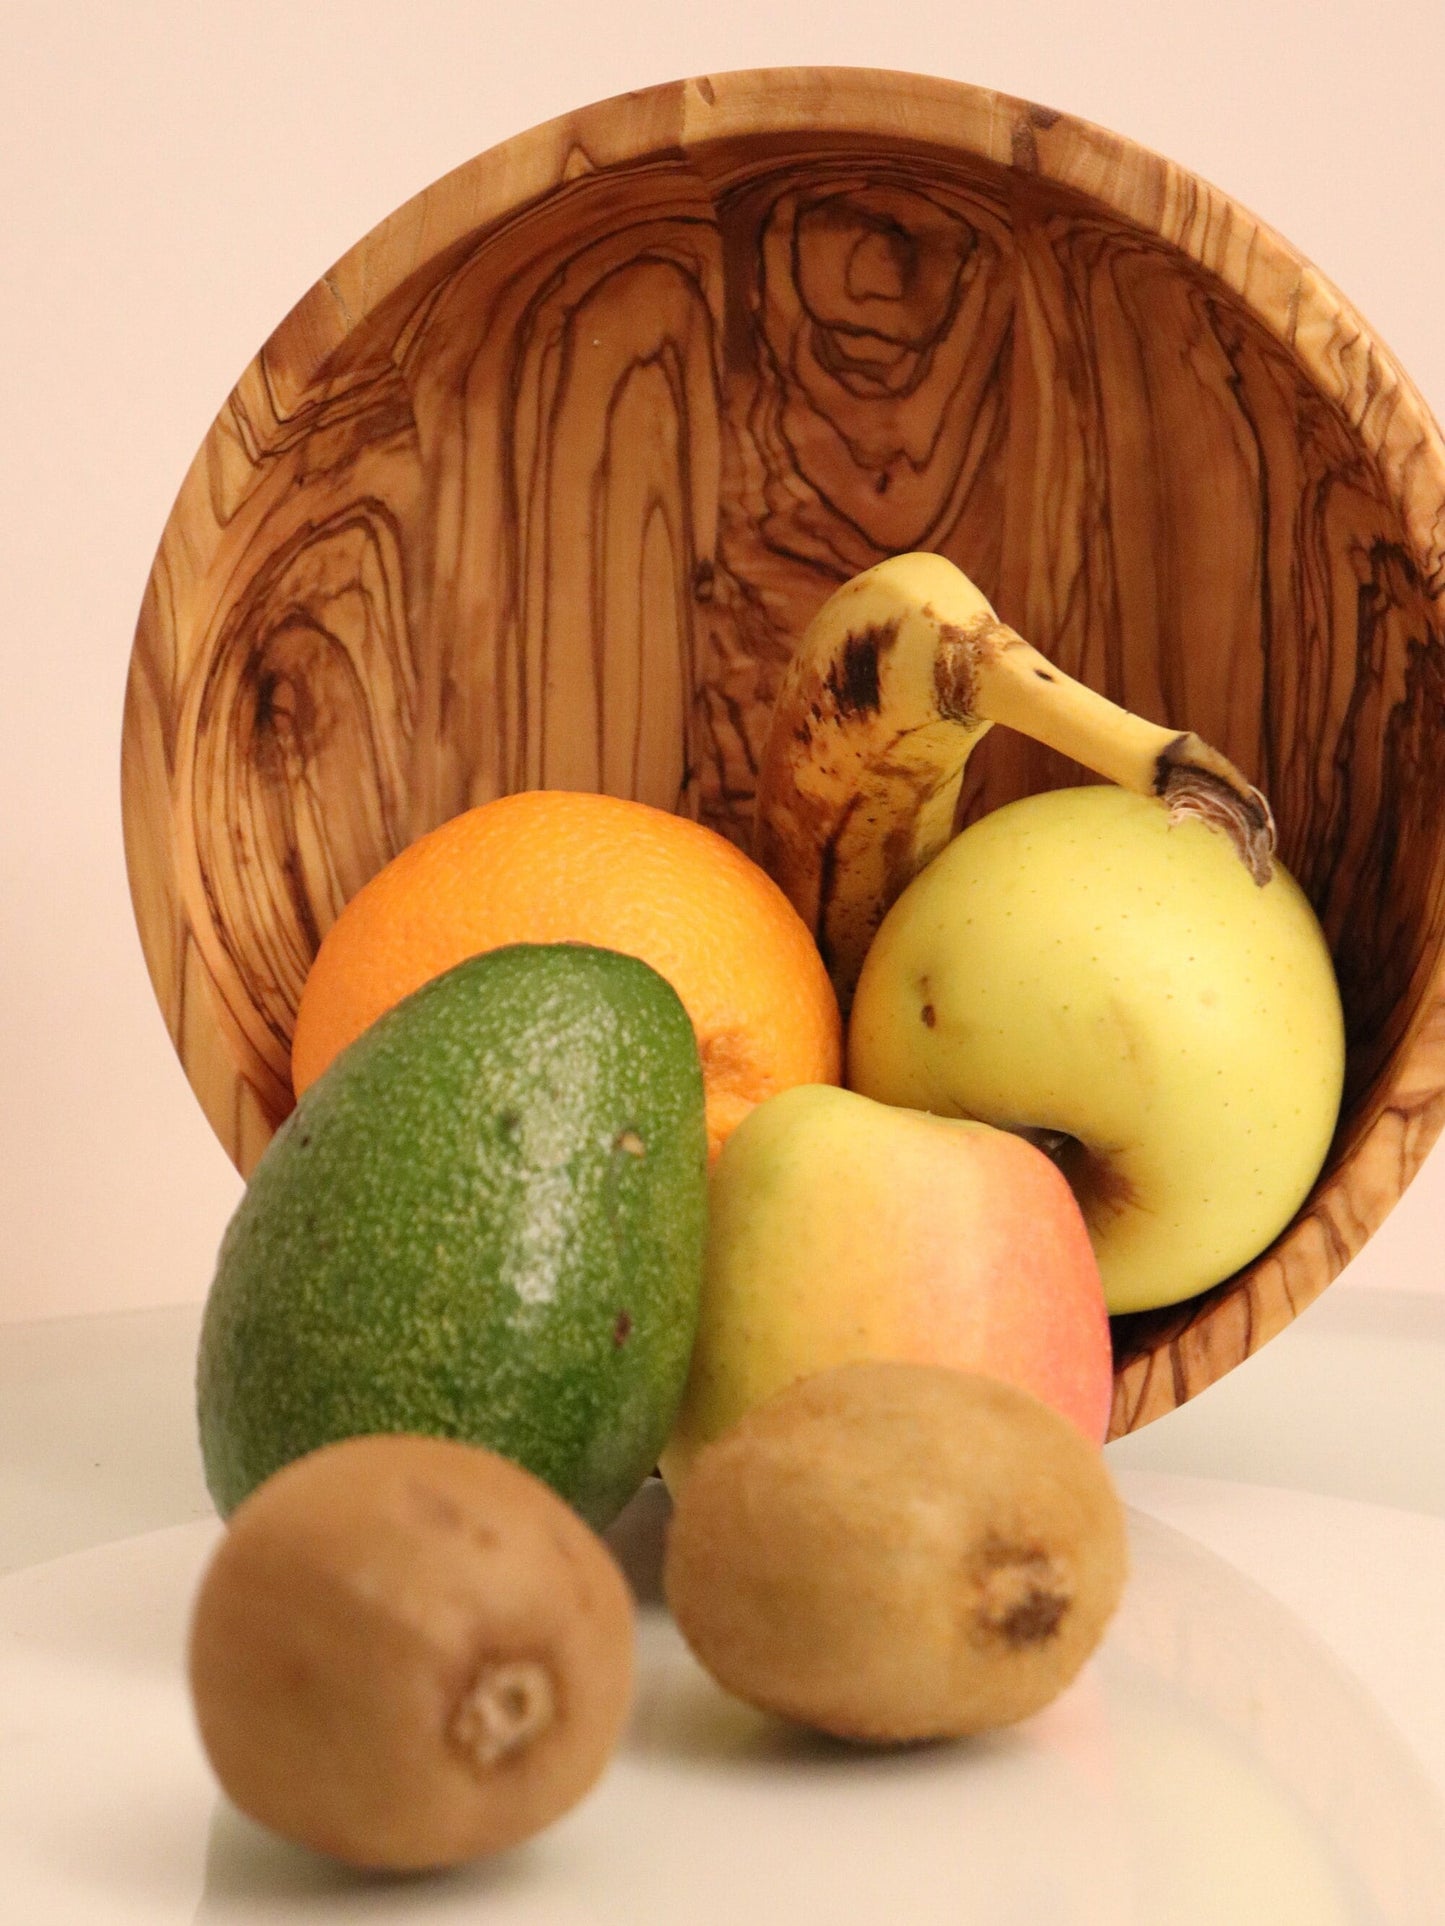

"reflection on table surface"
[4, 1283, 1440, 1583]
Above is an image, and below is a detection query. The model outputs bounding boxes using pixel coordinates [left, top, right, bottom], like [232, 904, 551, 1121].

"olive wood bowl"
[121, 68, 1445, 1439]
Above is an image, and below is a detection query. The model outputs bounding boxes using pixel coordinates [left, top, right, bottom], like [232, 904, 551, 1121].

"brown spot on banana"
[825, 621, 898, 718]
[933, 617, 996, 721]
[755, 554, 1274, 1010]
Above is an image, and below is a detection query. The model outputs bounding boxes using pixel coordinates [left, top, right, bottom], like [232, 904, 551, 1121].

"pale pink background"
[4, 0, 1442, 1322]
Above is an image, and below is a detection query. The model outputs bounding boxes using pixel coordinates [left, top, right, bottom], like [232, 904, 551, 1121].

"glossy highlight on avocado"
[197, 943, 708, 1527]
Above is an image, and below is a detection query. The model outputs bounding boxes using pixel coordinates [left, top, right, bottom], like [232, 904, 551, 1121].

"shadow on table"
[192, 1803, 538, 1923]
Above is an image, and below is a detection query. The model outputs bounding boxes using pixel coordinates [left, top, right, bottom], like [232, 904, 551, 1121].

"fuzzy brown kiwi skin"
[663, 1362, 1128, 1745]
[188, 1433, 635, 1870]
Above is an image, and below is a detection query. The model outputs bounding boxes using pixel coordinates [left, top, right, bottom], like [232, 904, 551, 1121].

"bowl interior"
[122, 71, 1445, 1431]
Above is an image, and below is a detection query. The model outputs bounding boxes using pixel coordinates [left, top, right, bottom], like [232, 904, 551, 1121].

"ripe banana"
[754, 552, 1275, 1008]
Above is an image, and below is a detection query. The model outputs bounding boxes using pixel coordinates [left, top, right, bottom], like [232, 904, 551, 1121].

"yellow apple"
[659, 1083, 1112, 1489]
[847, 785, 1345, 1315]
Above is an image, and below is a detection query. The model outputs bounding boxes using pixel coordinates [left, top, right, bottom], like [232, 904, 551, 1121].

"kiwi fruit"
[663, 1361, 1128, 1744]
[188, 1433, 635, 1869]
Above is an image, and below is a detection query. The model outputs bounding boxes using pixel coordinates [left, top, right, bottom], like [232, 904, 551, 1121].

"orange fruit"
[290, 790, 841, 1156]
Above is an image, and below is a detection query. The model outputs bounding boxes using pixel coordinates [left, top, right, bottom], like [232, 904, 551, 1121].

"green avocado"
[197, 943, 707, 1527]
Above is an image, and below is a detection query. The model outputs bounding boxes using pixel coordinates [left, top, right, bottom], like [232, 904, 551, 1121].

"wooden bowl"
[121, 68, 1445, 1438]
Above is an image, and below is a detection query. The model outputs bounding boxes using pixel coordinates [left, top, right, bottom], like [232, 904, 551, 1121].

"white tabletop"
[2, 1284, 1442, 1923]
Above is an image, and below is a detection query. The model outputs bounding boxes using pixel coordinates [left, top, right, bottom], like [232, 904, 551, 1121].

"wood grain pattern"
[121, 69, 1445, 1434]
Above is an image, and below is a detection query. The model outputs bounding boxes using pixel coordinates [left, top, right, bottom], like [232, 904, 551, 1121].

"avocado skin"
[198, 943, 707, 1527]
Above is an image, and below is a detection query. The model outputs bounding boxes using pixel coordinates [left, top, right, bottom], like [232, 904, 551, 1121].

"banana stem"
[967, 623, 1276, 885]
[974, 626, 1185, 791]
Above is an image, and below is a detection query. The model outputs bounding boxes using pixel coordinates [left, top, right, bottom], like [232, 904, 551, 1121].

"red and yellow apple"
[658, 1083, 1112, 1489]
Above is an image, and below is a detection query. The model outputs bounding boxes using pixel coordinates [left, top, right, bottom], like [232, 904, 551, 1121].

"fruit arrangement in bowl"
[181, 548, 1345, 1870]
[118, 64, 1445, 1888]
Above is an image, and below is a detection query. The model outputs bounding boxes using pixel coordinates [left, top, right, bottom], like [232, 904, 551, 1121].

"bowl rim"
[123, 65, 1445, 1435]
